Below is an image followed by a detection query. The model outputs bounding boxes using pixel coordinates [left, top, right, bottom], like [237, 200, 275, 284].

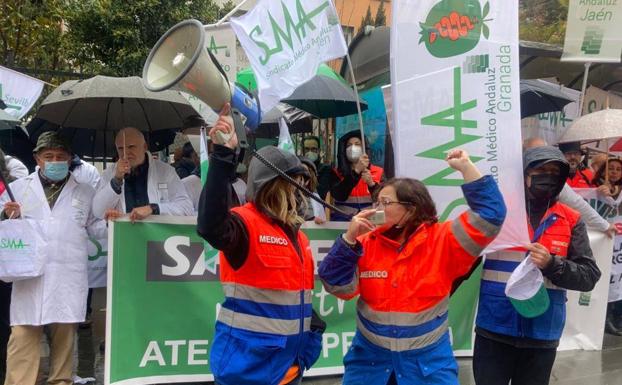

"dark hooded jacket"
[329, 130, 384, 202]
[523, 146, 569, 229]
[197, 145, 308, 270]
[477, 146, 600, 349]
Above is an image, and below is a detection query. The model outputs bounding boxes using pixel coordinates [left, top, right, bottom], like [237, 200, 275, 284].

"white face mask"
[346, 145, 363, 162]
[305, 151, 319, 163]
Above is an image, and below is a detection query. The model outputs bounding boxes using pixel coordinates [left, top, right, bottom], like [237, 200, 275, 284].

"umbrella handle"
[0, 172, 16, 202]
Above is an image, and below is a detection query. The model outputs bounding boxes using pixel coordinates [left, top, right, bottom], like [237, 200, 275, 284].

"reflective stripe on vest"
[218, 283, 313, 335]
[356, 297, 449, 352]
[483, 251, 562, 290]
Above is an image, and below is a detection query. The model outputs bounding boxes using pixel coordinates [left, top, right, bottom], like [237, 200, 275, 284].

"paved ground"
[72, 329, 622, 384]
[33, 288, 622, 384]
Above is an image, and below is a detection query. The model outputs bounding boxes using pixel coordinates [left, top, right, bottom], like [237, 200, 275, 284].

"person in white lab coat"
[0, 132, 99, 385]
[70, 155, 100, 189]
[93, 127, 193, 221]
[3, 155, 28, 180]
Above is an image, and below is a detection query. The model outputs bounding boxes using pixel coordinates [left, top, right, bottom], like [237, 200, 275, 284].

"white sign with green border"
[562, 0, 622, 63]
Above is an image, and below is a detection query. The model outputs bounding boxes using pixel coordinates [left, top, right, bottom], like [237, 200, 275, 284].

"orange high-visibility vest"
[333, 164, 383, 219]
[212, 203, 316, 385]
[330, 210, 498, 351]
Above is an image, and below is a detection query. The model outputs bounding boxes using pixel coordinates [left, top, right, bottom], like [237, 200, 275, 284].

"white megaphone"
[142, 19, 261, 142]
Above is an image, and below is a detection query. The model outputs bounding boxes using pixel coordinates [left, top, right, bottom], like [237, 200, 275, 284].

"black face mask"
[528, 174, 561, 201]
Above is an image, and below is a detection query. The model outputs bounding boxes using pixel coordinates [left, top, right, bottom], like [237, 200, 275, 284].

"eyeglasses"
[372, 200, 413, 209]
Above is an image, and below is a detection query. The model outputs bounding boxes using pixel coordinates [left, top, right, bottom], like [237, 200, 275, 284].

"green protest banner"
[106, 218, 480, 384]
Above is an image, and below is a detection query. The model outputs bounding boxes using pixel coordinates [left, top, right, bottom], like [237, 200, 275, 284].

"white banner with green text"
[230, 0, 347, 113]
[0, 65, 44, 119]
[391, 0, 529, 250]
[562, 0, 622, 63]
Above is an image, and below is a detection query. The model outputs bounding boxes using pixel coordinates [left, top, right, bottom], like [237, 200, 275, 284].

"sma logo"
[419, 0, 491, 58]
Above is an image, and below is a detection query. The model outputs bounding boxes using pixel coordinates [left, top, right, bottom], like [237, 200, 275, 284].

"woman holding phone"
[318, 149, 506, 385]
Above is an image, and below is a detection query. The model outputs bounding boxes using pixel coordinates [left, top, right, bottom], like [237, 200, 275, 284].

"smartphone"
[369, 210, 386, 225]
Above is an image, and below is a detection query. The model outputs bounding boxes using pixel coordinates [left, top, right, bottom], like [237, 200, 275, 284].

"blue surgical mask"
[43, 161, 69, 181]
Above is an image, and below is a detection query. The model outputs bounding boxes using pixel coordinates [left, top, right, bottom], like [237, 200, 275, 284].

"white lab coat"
[4, 156, 28, 179]
[71, 161, 101, 189]
[0, 172, 97, 325]
[93, 156, 193, 218]
[181, 174, 202, 214]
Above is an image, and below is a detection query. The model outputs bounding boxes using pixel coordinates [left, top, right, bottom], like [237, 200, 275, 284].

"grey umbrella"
[35, 75, 198, 132]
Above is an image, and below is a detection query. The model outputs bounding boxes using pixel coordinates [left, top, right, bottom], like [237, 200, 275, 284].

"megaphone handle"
[249, 148, 351, 219]
[231, 110, 249, 149]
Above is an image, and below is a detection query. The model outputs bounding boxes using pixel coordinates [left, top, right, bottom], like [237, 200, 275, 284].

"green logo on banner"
[0, 84, 22, 111]
[581, 26, 604, 55]
[419, 0, 490, 58]
[88, 238, 106, 261]
[250, 0, 331, 65]
[0, 238, 28, 250]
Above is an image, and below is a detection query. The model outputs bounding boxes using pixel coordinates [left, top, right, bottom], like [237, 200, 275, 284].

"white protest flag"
[278, 117, 296, 154]
[200, 128, 210, 184]
[391, 0, 529, 251]
[562, 0, 622, 63]
[0, 65, 44, 119]
[230, 0, 348, 113]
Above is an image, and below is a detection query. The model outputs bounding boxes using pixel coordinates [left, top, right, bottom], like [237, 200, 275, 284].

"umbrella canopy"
[35, 75, 198, 132]
[0, 126, 35, 171]
[0, 109, 20, 131]
[520, 80, 580, 118]
[254, 103, 314, 138]
[261, 103, 314, 125]
[558, 109, 622, 143]
[236, 65, 367, 118]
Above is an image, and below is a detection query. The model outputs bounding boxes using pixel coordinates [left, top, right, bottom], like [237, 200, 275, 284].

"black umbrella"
[520, 80, 579, 118]
[237, 65, 368, 119]
[0, 126, 35, 172]
[284, 74, 368, 118]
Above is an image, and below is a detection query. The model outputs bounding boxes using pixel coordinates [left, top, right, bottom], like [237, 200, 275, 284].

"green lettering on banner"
[417, 67, 483, 186]
[0, 84, 22, 111]
[250, 0, 330, 65]
[88, 238, 106, 261]
[0, 238, 27, 250]
[108, 220, 481, 383]
[207, 36, 227, 55]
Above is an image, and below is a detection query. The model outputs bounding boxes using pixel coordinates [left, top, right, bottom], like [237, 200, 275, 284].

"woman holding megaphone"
[197, 104, 324, 385]
[318, 150, 506, 385]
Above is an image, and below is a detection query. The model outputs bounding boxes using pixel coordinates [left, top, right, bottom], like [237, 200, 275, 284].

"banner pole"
[345, 53, 367, 153]
[578, 62, 592, 116]
[215, 0, 252, 26]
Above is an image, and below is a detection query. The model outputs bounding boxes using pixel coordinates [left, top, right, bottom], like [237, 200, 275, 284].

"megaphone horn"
[142, 19, 261, 132]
